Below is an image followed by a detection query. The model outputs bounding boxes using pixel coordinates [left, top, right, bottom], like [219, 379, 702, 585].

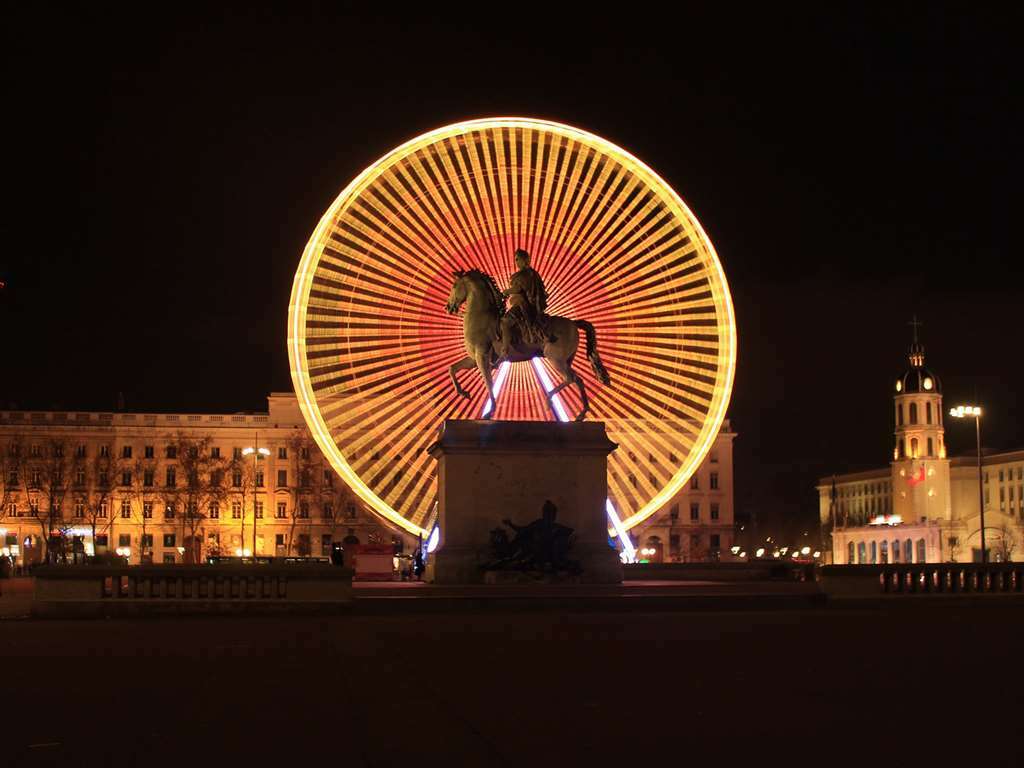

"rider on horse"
[502, 248, 550, 349]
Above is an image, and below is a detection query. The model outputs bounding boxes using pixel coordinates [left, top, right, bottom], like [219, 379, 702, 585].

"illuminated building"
[0, 394, 412, 567]
[818, 332, 1024, 563]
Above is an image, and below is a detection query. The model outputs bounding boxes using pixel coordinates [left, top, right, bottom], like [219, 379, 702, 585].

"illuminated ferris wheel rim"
[288, 117, 737, 539]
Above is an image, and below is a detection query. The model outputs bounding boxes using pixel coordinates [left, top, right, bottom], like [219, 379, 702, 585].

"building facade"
[818, 336, 1023, 564]
[1, 395, 737, 568]
[628, 420, 736, 562]
[0, 394, 413, 567]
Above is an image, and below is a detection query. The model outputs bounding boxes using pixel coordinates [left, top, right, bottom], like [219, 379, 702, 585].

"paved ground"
[3, 594, 1022, 767]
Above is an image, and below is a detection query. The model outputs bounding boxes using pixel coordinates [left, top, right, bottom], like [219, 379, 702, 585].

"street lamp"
[242, 439, 271, 559]
[949, 405, 985, 562]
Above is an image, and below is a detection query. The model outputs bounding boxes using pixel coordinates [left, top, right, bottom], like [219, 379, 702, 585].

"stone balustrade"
[32, 563, 353, 617]
[821, 562, 1024, 597]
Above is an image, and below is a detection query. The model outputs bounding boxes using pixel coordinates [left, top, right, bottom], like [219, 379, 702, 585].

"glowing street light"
[949, 404, 986, 562]
[755, 547, 766, 558]
[242, 439, 271, 559]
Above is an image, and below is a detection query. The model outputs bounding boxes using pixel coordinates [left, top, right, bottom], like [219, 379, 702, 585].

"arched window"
[857, 541, 866, 564]
[892, 539, 900, 562]
[897, 403, 904, 426]
[926, 402, 932, 424]
[880, 540, 888, 563]
[911, 438, 919, 458]
[848, 542, 855, 564]
[927, 437, 934, 456]
[916, 539, 926, 563]
[905, 538, 913, 563]
[870, 541, 877, 564]
[909, 403, 918, 424]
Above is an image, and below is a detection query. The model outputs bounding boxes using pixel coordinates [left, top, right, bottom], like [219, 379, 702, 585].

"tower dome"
[894, 318, 940, 394]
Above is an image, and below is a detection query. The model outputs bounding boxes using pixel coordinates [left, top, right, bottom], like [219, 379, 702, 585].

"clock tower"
[891, 319, 951, 525]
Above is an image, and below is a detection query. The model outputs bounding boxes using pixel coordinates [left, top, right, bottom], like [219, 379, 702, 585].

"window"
[669, 504, 679, 521]
[255, 471, 264, 487]
[275, 533, 285, 546]
[52, 444, 64, 457]
[297, 533, 310, 555]
[689, 503, 699, 521]
[276, 502, 287, 519]
[897, 403, 904, 426]
[31, 470, 41, 487]
[166, 445, 177, 459]
[927, 438, 934, 457]
[299, 502, 309, 519]
[905, 538, 913, 563]
[211, 447, 220, 459]
[926, 402, 932, 424]
[880, 540, 888, 564]
[141, 534, 153, 548]
[277, 470, 288, 487]
[345, 503, 357, 519]
[321, 534, 333, 556]
[166, 467, 176, 487]
[847, 541, 855, 564]
[120, 500, 131, 518]
[892, 540, 900, 562]
[869, 541, 877, 564]
[209, 502, 219, 519]
[74, 501, 85, 518]
[232, 470, 242, 488]
[99, 445, 110, 458]
[710, 473, 719, 490]
[75, 468, 86, 485]
[165, 503, 175, 520]
[122, 445, 133, 459]
[998, 469, 1004, 483]
[709, 534, 720, 549]
[186, 502, 198, 518]
[690, 476, 699, 490]
[163, 533, 176, 548]
[121, 470, 131, 486]
[278, 447, 288, 460]
[709, 451, 718, 464]
[857, 542, 866, 564]
[323, 469, 334, 487]
[255, 501, 264, 519]
[98, 471, 109, 487]
[710, 503, 719, 520]
[75, 444, 86, 458]
[233, 447, 242, 459]
[163, 553, 176, 564]
[99, 502, 108, 518]
[118, 533, 131, 547]
[143, 502, 153, 519]
[909, 403, 918, 424]
[30, 444, 41, 457]
[301, 446, 310, 460]
[144, 469, 154, 487]
[95, 534, 108, 547]
[144, 445, 154, 459]
[916, 538, 926, 563]
[323, 503, 334, 519]
[232, 501, 242, 519]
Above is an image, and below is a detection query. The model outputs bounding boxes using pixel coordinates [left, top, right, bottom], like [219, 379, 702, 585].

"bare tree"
[0, 434, 26, 523]
[24, 437, 73, 563]
[992, 523, 1017, 563]
[286, 432, 321, 556]
[160, 432, 228, 564]
[72, 444, 125, 559]
[126, 455, 159, 563]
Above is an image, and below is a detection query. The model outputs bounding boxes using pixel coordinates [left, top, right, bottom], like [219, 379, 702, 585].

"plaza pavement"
[2, 578, 1022, 767]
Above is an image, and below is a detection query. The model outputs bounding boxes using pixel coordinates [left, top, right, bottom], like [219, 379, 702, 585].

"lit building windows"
[276, 502, 287, 519]
[231, 501, 241, 519]
[916, 539, 926, 563]
[909, 403, 918, 424]
[689, 503, 699, 521]
[710, 473, 719, 490]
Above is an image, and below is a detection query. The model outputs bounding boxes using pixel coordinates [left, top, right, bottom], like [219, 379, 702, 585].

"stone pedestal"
[428, 420, 623, 584]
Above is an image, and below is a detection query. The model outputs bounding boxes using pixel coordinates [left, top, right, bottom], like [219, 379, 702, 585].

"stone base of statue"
[427, 420, 623, 585]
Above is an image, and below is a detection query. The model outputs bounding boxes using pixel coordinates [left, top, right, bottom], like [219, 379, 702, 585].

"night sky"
[3, 5, 1020, 535]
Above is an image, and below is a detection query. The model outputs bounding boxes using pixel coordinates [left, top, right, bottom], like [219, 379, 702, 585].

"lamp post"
[242, 437, 270, 559]
[949, 405, 985, 562]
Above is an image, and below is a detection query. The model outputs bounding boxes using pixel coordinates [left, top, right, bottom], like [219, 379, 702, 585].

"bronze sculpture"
[444, 249, 611, 421]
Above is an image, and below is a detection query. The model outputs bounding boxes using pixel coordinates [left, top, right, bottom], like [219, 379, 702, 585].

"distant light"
[426, 525, 440, 554]
[801, 546, 811, 556]
[895, 380, 902, 392]
[242, 447, 255, 456]
[755, 547, 765, 558]
[730, 545, 740, 555]
[813, 551, 821, 559]
[739, 551, 747, 558]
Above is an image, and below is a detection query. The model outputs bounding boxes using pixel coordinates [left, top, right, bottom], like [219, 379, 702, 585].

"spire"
[908, 315, 925, 368]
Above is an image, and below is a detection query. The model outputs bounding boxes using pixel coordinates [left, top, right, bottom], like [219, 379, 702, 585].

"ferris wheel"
[288, 118, 736, 545]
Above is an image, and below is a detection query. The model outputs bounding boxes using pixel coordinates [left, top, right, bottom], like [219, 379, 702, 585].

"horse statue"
[444, 269, 611, 421]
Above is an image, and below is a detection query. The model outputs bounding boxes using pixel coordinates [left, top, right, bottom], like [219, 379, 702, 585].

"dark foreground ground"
[3, 598, 1023, 768]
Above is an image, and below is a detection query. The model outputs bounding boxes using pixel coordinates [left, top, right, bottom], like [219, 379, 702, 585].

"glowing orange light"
[288, 118, 736, 536]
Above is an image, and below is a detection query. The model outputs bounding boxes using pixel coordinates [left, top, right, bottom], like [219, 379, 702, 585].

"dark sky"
[2, 4, 1021, 535]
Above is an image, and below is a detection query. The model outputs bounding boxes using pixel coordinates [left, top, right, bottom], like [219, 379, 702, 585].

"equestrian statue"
[444, 248, 611, 421]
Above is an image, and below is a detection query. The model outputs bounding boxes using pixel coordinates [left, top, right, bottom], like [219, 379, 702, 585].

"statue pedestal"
[428, 420, 623, 584]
